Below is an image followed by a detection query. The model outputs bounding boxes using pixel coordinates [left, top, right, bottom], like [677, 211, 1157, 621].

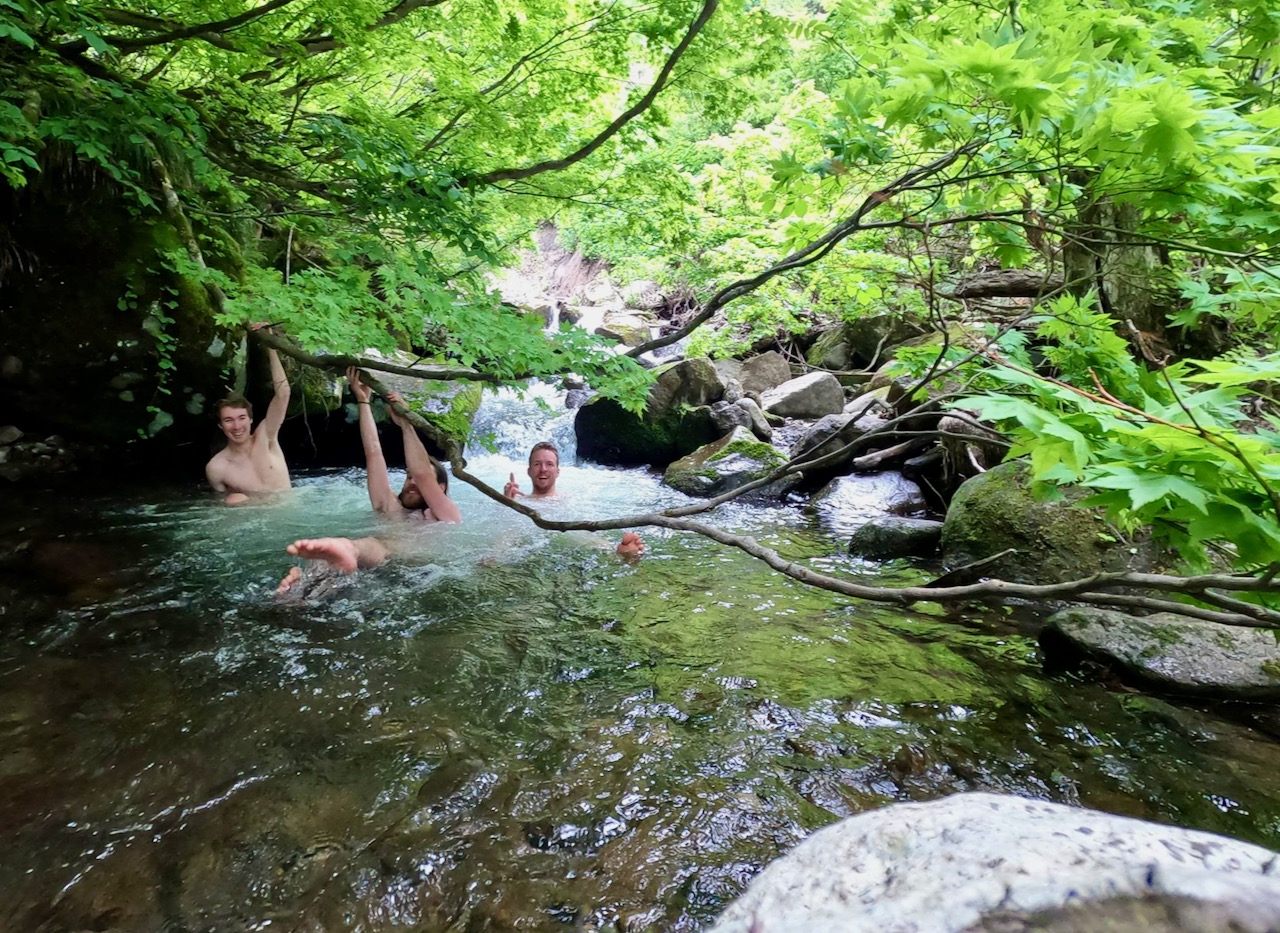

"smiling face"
[398, 478, 426, 510]
[527, 445, 560, 496]
[218, 405, 253, 446]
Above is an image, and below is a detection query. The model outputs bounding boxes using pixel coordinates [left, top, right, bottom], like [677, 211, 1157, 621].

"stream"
[2, 385, 1279, 932]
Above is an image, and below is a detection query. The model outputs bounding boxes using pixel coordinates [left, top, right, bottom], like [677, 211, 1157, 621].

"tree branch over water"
[470, 0, 719, 185]
[441, 451, 1280, 627]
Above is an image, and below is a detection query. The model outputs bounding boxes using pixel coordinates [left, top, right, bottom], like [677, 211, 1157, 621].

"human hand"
[503, 471, 523, 498]
[616, 531, 645, 560]
[248, 321, 272, 333]
[386, 391, 410, 428]
[346, 366, 372, 404]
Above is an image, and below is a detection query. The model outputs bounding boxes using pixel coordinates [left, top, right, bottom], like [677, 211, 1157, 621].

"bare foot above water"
[285, 537, 361, 573]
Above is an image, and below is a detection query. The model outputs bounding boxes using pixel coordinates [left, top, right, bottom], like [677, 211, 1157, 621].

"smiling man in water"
[503, 441, 645, 559]
[504, 440, 561, 499]
[205, 324, 292, 505]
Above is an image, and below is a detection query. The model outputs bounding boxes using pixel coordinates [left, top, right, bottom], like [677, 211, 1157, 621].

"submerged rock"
[663, 427, 794, 498]
[1042, 607, 1280, 699]
[708, 792, 1280, 933]
[848, 517, 943, 560]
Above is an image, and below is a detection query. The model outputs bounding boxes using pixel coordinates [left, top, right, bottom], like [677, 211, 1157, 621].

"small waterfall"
[469, 381, 579, 462]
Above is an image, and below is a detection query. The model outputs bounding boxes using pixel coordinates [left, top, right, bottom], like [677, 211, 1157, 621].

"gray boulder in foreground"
[708, 792, 1280, 933]
[1042, 607, 1280, 699]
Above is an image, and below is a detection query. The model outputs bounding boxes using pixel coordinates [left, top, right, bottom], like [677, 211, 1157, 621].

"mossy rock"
[940, 460, 1164, 584]
[806, 324, 855, 370]
[380, 371, 484, 444]
[574, 397, 719, 467]
[1042, 607, 1280, 699]
[663, 426, 794, 498]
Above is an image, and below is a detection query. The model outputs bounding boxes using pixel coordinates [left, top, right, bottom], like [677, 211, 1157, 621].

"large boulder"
[709, 792, 1280, 933]
[845, 310, 931, 366]
[574, 358, 725, 466]
[663, 426, 795, 498]
[760, 372, 845, 419]
[648, 357, 725, 412]
[805, 323, 856, 371]
[594, 311, 653, 347]
[739, 351, 793, 396]
[1042, 607, 1280, 699]
[574, 398, 718, 467]
[941, 461, 1165, 584]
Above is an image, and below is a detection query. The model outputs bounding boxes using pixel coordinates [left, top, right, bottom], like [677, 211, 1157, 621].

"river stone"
[760, 372, 845, 419]
[710, 400, 753, 435]
[739, 351, 792, 395]
[811, 472, 928, 538]
[649, 357, 725, 413]
[848, 517, 943, 560]
[941, 460, 1164, 584]
[806, 323, 855, 371]
[663, 426, 794, 498]
[790, 408, 892, 482]
[844, 386, 892, 416]
[734, 396, 772, 441]
[594, 311, 652, 346]
[1041, 607, 1280, 699]
[714, 358, 744, 387]
[707, 792, 1280, 933]
[0, 425, 22, 445]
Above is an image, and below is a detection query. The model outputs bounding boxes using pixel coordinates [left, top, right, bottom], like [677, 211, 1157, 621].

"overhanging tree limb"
[469, 0, 719, 186]
[625, 141, 985, 358]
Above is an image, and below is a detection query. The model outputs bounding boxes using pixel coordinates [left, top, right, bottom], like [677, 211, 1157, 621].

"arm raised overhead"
[388, 391, 461, 524]
[252, 323, 291, 441]
[349, 367, 401, 514]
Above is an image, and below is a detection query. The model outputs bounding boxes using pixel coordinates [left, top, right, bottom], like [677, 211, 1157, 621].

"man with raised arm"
[206, 323, 292, 505]
[503, 440, 645, 560]
[277, 367, 461, 592]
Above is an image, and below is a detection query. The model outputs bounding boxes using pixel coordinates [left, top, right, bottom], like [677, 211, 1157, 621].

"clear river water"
[2, 385, 1279, 932]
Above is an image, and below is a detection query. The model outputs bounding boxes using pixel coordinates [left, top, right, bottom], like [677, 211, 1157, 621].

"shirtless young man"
[206, 325, 292, 505]
[277, 367, 461, 592]
[503, 441, 645, 559]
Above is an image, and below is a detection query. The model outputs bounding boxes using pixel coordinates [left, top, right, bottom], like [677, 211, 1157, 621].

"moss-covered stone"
[663, 426, 793, 498]
[941, 460, 1165, 584]
[1043, 607, 1280, 699]
[574, 396, 719, 467]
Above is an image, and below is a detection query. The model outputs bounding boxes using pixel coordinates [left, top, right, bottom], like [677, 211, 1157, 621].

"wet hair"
[528, 441, 559, 466]
[216, 394, 253, 420]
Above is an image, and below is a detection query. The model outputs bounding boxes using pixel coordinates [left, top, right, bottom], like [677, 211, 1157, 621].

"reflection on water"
[2, 421, 1280, 930]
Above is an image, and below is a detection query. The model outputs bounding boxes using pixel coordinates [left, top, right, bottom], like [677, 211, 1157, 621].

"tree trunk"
[1062, 196, 1172, 358]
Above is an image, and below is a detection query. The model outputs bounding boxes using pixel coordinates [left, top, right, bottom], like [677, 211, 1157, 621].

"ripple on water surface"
[0, 467, 1278, 932]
